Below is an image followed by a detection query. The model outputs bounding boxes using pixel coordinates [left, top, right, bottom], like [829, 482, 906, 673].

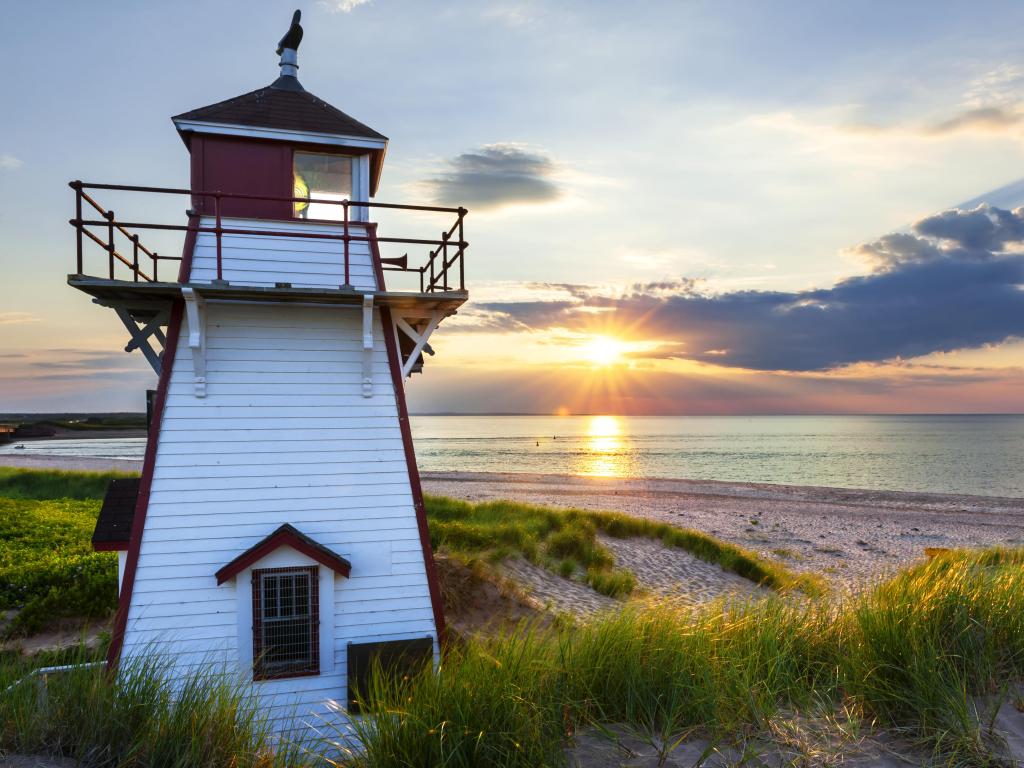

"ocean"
[2, 414, 1022, 498]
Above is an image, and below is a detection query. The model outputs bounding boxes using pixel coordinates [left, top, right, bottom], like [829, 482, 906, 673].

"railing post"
[105, 210, 115, 279]
[73, 182, 83, 275]
[420, 266, 424, 293]
[343, 200, 350, 287]
[441, 231, 450, 291]
[458, 208, 466, 291]
[429, 248, 435, 293]
[132, 235, 140, 282]
[153, 253, 158, 282]
[214, 193, 223, 282]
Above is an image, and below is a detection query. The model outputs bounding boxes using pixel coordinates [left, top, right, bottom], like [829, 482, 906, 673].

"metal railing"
[69, 181, 469, 293]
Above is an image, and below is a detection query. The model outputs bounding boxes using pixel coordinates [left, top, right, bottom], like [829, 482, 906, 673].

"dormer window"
[294, 151, 353, 221]
[252, 566, 320, 679]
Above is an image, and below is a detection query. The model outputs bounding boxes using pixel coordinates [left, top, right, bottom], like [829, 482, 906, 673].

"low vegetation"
[348, 547, 1024, 767]
[0, 467, 134, 501]
[1, 469, 1022, 765]
[424, 494, 822, 597]
[0, 647, 297, 768]
[0, 469, 129, 637]
[3, 548, 1019, 767]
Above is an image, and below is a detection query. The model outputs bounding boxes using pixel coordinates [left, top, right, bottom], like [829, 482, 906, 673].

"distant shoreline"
[2, 428, 148, 442]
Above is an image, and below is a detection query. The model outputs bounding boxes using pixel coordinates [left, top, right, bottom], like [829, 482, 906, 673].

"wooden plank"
[144, 494, 411, 517]
[144, 509, 412, 531]
[147, 483, 414, 504]
[154, 448, 407, 467]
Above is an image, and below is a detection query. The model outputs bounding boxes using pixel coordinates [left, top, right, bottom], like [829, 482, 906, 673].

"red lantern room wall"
[73, 10, 468, 732]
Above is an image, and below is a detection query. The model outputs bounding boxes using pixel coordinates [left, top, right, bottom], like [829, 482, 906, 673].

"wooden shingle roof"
[173, 85, 387, 141]
[92, 477, 140, 551]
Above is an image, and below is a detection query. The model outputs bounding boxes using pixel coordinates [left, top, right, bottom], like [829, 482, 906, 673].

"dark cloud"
[425, 144, 561, 210]
[475, 205, 1024, 372]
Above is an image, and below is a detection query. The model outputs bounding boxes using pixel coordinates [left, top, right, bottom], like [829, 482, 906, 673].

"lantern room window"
[251, 566, 320, 679]
[293, 151, 353, 221]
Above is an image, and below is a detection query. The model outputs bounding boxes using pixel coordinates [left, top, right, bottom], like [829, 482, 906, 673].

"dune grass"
[0, 646, 302, 768]
[424, 494, 821, 597]
[342, 547, 1024, 768]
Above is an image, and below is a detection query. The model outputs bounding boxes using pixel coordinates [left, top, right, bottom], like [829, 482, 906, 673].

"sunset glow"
[580, 336, 628, 366]
[1, 3, 1023, 417]
[576, 415, 634, 477]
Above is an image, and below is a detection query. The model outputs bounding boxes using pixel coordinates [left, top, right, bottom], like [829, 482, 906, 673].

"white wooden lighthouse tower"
[75, 11, 467, 729]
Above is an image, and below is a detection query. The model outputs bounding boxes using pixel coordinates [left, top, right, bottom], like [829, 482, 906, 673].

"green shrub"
[0, 497, 117, 636]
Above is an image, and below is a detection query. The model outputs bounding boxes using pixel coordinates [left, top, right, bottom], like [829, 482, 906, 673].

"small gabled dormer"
[171, 11, 387, 223]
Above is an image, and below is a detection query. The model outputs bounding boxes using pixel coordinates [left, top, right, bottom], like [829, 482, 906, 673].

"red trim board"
[106, 299, 184, 670]
[216, 524, 352, 584]
[368, 225, 447, 645]
[108, 217, 200, 670]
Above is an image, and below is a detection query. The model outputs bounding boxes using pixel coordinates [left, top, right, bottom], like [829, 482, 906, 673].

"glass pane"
[280, 575, 294, 617]
[295, 574, 309, 616]
[262, 575, 278, 618]
[294, 152, 352, 221]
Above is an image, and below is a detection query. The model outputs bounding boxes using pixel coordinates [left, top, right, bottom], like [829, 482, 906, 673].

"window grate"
[252, 566, 319, 680]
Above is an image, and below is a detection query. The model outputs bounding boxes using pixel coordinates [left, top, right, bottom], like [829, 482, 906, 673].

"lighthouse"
[75, 11, 467, 730]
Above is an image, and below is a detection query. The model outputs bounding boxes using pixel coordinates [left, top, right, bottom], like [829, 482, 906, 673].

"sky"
[2, 0, 1024, 415]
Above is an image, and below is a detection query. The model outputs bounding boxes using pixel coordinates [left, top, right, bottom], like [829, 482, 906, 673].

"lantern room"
[171, 50, 387, 223]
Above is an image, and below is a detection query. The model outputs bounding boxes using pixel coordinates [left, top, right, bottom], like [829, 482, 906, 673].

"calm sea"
[2, 415, 1022, 498]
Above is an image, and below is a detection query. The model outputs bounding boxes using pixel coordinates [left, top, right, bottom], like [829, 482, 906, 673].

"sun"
[581, 336, 627, 366]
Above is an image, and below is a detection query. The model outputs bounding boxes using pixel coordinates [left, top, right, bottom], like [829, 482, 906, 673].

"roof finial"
[277, 10, 303, 55]
[273, 10, 305, 91]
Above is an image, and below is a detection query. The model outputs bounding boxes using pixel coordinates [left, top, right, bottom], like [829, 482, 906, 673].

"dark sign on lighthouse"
[73, 10, 469, 732]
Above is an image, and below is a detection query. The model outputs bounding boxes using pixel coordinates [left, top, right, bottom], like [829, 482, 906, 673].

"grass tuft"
[0, 646, 299, 767]
[425, 495, 822, 598]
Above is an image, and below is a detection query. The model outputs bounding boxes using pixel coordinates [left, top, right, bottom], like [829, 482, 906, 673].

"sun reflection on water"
[575, 415, 635, 477]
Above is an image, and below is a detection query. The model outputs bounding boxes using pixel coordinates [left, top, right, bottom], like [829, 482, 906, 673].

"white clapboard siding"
[121, 294, 437, 732]
[189, 217, 376, 289]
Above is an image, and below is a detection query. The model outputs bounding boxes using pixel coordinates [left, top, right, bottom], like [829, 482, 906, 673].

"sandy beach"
[422, 471, 1024, 586]
[5, 453, 1022, 589]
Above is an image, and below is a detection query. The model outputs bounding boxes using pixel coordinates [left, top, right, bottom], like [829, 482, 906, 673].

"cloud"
[0, 154, 22, 170]
[319, 0, 371, 11]
[0, 312, 40, 325]
[423, 144, 562, 210]
[925, 107, 1024, 135]
[474, 205, 1024, 372]
[31, 350, 141, 371]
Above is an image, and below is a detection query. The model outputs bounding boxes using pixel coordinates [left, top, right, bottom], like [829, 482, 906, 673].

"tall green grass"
[341, 548, 1024, 768]
[0, 646, 303, 767]
[0, 467, 134, 500]
[424, 495, 819, 597]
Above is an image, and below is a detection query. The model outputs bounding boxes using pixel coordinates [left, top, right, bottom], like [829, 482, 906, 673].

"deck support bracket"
[181, 287, 207, 397]
[395, 311, 442, 379]
[361, 294, 374, 398]
[108, 302, 169, 377]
